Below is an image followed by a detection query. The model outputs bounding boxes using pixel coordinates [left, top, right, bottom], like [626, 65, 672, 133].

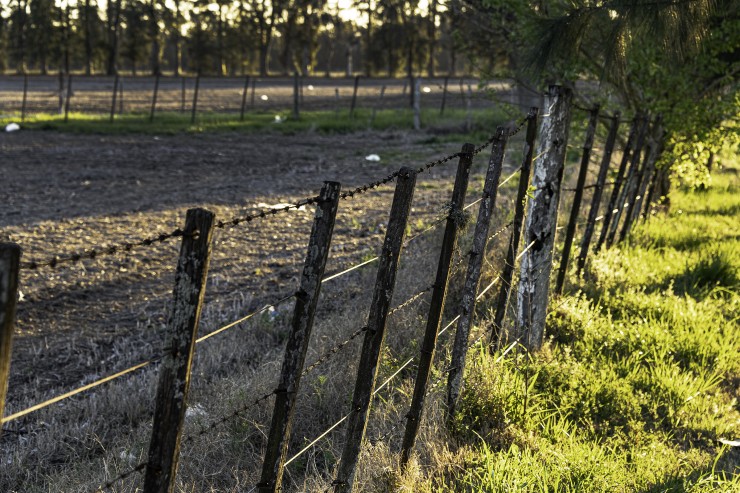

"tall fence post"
[292, 72, 300, 119]
[349, 75, 360, 117]
[576, 112, 620, 275]
[333, 168, 417, 493]
[439, 76, 449, 115]
[110, 74, 119, 122]
[149, 74, 160, 122]
[606, 115, 649, 247]
[258, 182, 341, 493]
[0, 244, 21, 440]
[190, 74, 200, 124]
[595, 115, 639, 251]
[513, 85, 573, 352]
[443, 128, 508, 424]
[20, 74, 28, 122]
[413, 77, 422, 130]
[240, 75, 250, 121]
[143, 208, 216, 493]
[63, 75, 72, 122]
[386, 142, 475, 460]
[491, 107, 539, 348]
[554, 105, 600, 295]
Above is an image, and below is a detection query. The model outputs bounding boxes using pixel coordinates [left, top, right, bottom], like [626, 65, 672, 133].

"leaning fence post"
[576, 112, 620, 275]
[513, 85, 572, 352]
[641, 165, 661, 221]
[442, 128, 508, 426]
[64, 75, 72, 122]
[554, 105, 600, 295]
[149, 74, 160, 122]
[0, 244, 21, 440]
[413, 77, 422, 130]
[21, 74, 28, 122]
[190, 74, 200, 124]
[258, 182, 341, 493]
[240, 75, 250, 121]
[333, 168, 417, 493]
[595, 115, 639, 251]
[110, 74, 119, 122]
[349, 75, 360, 117]
[491, 108, 539, 348]
[401, 144, 474, 466]
[606, 115, 649, 247]
[143, 208, 216, 493]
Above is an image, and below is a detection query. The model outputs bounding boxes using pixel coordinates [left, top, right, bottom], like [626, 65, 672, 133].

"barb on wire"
[91, 461, 147, 493]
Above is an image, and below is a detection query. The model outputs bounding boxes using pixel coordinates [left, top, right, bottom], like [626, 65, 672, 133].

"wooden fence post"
[110, 74, 119, 122]
[257, 182, 341, 493]
[149, 74, 160, 122]
[333, 168, 417, 493]
[0, 244, 21, 440]
[118, 77, 124, 115]
[595, 115, 639, 251]
[439, 76, 449, 115]
[554, 105, 600, 295]
[293, 72, 300, 119]
[388, 143, 475, 460]
[413, 77, 422, 130]
[491, 108, 539, 348]
[513, 85, 573, 352]
[576, 112, 620, 275]
[58, 71, 65, 115]
[181, 76, 186, 113]
[641, 165, 661, 221]
[250, 77, 257, 109]
[369, 85, 386, 127]
[349, 75, 360, 117]
[465, 85, 473, 133]
[190, 74, 200, 124]
[21, 74, 28, 122]
[443, 128, 509, 424]
[606, 115, 649, 247]
[64, 75, 72, 122]
[143, 208, 216, 493]
[240, 75, 250, 121]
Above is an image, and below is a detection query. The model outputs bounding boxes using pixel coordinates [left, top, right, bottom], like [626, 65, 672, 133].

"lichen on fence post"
[143, 208, 215, 493]
[0, 243, 21, 440]
[513, 85, 573, 352]
[258, 182, 342, 493]
[441, 127, 509, 425]
[333, 168, 417, 493]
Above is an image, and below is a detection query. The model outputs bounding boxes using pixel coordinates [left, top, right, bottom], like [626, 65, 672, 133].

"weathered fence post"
[190, 74, 200, 124]
[576, 112, 620, 275]
[464, 85, 473, 132]
[440, 76, 449, 115]
[554, 105, 600, 295]
[250, 77, 257, 109]
[118, 77, 124, 115]
[491, 108, 539, 348]
[333, 168, 417, 493]
[413, 77, 422, 130]
[21, 74, 28, 122]
[641, 165, 661, 221]
[606, 115, 649, 247]
[110, 74, 119, 122]
[0, 244, 21, 440]
[513, 85, 573, 352]
[149, 74, 160, 123]
[349, 75, 360, 117]
[369, 85, 386, 127]
[240, 75, 250, 121]
[64, 75, 72, 122]
[387, 143, 474, 461]
[257, 182, 341, 493]
[181, 76, 186, 113]
[58, 71, 65, 114]
[595, 115, 639, 251]
[443, 128, 509, 424]
[143, 208, 216, 493]
[292, 72, 300, 119]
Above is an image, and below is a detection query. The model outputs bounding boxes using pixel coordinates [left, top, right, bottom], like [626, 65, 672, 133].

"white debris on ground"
[260, 94, 269, 101]
[307, 84, 315, 90]
[365, 154, 381, 162]
[185, 404, 208, 419]
[274, 115, 284, 123]
[422, 86, 431, 93]
[5, 123, 20, 132]
[119, 451, 137, 462]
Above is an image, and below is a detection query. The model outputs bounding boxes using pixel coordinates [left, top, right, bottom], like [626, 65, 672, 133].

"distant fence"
[0, 85, 667, 493]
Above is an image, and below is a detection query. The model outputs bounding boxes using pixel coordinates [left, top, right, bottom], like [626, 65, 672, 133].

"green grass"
[448, 162, 740, 491]
[1, 107, 510, 139]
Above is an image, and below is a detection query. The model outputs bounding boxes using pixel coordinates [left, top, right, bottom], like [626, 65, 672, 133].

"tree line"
[0, 0, 492, 77]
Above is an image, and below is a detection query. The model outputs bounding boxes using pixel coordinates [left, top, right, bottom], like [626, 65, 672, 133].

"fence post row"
[629, 116, 664, 227]
[258, 182, 342, 493]
[491, 107, 540, 349]
[0, 244, 21, 440]
[606, 115, 649, 248]
[333, 168, 418, 493]
[150, 74, 160, 123]
[554, 105, 600, 295]
[443, 127, 508, 423]
[143, 208, 216, 493]
[576, 112, 621, 275]
[513, 85, 573, 352]
[595, 114, 639, 251]
[191, 74, 201, 124]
